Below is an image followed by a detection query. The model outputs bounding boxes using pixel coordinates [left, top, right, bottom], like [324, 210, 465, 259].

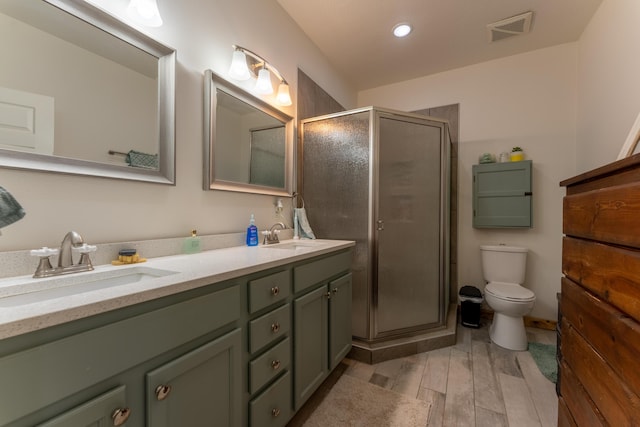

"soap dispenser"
[183, 229, 202, 254]
[246, 214, 258, 246]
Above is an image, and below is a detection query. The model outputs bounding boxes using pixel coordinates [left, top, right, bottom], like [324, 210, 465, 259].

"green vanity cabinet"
[0, 283, 241, 427]
[292, 251, 353, 410]
[472, 160, 533, 228]
[0, 246, 353, 427]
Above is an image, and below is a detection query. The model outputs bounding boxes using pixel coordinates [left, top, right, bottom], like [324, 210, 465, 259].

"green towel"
[126, 150, 159, 169]
[0, 186, 25, 230]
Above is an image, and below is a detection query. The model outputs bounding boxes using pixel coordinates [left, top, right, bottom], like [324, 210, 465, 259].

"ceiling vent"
[487, 11, 534, 43]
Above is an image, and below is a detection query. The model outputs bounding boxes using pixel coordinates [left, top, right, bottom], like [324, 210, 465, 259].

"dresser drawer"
[249, 371, 291, 427]
[249, 337, 291, 394]
[293, 250, 351, 293]
[248, 270, 291, 314]
[249, 304, 290, 353]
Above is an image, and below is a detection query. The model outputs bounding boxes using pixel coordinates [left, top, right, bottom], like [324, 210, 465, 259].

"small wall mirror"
[204, 70, 294, 196]
[0, 0, 176, 184]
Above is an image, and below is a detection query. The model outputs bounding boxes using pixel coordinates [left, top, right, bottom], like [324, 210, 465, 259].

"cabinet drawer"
[293, 251, 351, 293]
[38, 386, 128, 427]
[249, 371, 291, 427]
[249, 337, 291, 394]
[249, 270, 291, 314]
[249, 304, 290, 353]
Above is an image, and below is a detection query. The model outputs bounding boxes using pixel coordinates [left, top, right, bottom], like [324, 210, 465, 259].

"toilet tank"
[480, 245, 528, 284]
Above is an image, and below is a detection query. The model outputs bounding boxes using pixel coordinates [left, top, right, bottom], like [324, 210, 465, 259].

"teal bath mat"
[528, 342, 557, 383]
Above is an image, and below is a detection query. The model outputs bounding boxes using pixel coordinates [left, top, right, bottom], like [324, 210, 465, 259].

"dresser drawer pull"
[271, 322, 281, 333]
[271, 286, 280, 296]
[271, 359, 281, 370]
[272, 408, 281, 418]
[155, 384, 172, 401]
[111, 407, 131, 426]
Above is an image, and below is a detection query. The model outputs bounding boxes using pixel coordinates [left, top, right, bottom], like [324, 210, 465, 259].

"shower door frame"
[369, 109, 450, 340]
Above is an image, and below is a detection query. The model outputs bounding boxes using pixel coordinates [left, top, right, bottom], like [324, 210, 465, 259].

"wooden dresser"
[559, 153, 640, 426]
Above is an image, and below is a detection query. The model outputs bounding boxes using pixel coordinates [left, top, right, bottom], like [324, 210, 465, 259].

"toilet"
[480, 245, 536, 351]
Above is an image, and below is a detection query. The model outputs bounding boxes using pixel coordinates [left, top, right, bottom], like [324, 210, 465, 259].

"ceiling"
[276, 0, 603, 91]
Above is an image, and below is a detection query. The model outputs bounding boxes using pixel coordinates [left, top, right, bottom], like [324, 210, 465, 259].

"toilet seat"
[485, 282, 535, 302]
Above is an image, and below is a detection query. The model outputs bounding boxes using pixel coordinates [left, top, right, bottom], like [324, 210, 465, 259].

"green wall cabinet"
[473, 160, 533, 228]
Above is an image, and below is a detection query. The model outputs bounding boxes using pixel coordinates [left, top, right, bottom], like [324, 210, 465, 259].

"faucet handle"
[30, 247, 59, 258]
[73, 244, 97, 254]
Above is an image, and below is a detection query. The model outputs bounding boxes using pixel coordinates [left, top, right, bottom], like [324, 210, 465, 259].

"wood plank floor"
[291, 322, 558, 427]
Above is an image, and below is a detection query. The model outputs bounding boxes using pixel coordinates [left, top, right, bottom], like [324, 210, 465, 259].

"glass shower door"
[375, 115, 445, 337]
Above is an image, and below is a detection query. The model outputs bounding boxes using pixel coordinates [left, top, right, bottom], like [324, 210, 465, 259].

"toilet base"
[489, 312, 528, 351]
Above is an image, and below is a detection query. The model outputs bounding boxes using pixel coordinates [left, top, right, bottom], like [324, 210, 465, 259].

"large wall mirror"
[204, 70, 294, 196]
[0, 0, 176, 184]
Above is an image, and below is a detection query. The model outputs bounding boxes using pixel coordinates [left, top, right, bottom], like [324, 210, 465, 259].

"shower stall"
[300, 107, 451, 360]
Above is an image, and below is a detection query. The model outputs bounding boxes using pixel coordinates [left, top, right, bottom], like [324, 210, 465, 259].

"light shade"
[255, 68, 274, 95]
[228, 50, 251, 81]
[127, 0, 163, 27]
[276, 82, 292, 106]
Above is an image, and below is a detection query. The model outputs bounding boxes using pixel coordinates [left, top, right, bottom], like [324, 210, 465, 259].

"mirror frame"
[204, 70, 294, 196]
[0, 0, 176, 185]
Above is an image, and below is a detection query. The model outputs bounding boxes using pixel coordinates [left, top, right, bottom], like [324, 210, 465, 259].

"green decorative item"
[510, 146, 525, 161]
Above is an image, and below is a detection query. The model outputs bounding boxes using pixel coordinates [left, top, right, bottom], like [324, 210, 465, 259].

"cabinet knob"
[271, 322, 280, 333]
[271, 359, 281, 370]
[155, 384, 172, 401]
[271, 286, 280, 296]
[333, 287, 339, 294]
[111, 407, 131, 426]
[326, 291, 331, 300]
[377, 219, 385, 231]
[272, 408, 281, 418]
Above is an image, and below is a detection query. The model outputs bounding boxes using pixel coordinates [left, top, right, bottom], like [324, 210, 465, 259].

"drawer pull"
[271, 359, 281, 370]
[111, 407, 131, 426]
[272, 408, 281, 418]
[271, 322, 280, 333]
[155, 384, 172, 401]
[271, 286, 280, 296]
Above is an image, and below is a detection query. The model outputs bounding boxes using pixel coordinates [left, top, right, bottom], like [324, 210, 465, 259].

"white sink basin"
[0, 266, 178, 307]
[260, 241, 321, 250]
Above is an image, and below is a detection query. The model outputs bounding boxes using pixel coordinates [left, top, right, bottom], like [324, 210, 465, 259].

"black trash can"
[459, 285, 483, 328]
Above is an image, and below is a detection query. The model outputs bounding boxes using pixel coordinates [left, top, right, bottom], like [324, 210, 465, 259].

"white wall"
[359, 44, 578, 320]
[0, 0, 356, 251]
[575, 0, 640, 172]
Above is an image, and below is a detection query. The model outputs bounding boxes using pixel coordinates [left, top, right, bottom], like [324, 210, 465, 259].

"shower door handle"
[377, 220, 384, 231]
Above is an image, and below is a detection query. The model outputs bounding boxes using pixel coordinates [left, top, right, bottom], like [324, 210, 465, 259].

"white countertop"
[0, 239, 354, 340]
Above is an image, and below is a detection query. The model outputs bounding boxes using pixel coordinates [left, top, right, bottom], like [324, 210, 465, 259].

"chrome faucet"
[31, 231, 96, 278]
[263, 222, 286, 245]
[58, 231, 84, 268]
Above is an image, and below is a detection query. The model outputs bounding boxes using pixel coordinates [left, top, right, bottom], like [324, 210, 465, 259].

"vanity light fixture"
[126, 0, 163, 27]
[392, 23, 412, 38]
[228, 45, 292, 106]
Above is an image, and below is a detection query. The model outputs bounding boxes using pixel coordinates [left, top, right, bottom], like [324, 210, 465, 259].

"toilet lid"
[486, 282, 535, 301]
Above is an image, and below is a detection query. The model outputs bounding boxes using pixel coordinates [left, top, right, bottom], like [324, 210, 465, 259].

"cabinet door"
[473, 160, 532, 228]
[293, 286, 328, 410]
[146, 329, 242, 427]
[38, 386, 128, 427]
[329, 273, 353, 370]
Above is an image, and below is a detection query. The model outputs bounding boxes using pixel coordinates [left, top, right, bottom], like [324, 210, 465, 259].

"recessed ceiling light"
[393, 23, 412, 38]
